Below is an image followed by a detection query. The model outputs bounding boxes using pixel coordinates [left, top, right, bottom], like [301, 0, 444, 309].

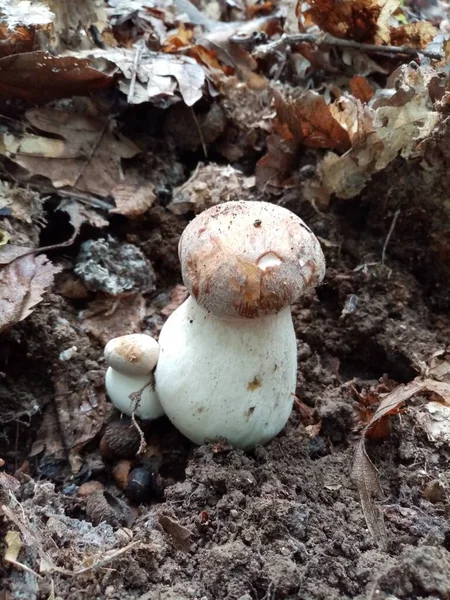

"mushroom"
[154, 200, 325, 449]
[104, 334, 164, 420]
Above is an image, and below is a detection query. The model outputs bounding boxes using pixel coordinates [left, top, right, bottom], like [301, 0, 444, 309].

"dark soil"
[1, 117, 450, 600]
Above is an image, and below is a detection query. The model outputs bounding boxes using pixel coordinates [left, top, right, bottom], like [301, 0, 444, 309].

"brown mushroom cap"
[179, 200, 325, 319]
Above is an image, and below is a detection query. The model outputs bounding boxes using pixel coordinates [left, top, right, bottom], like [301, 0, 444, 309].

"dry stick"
[128, 381, 153, 455]
[253, 32, 444, 60]
[381, 209, 401, 266]
[190, 107, 208, 158]
[128, 39, 145, 103]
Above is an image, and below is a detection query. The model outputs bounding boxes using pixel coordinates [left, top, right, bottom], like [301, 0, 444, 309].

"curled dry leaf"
[390, 22, 439, 49]
[111, 182, 156, 217]
[273, 89, 351, 150]
[0, 249, 61, 334]
[75, 47, 205, 106]
[0, 108, 139, 197]
[169, 163, 252, 215]
[319, 64, 440, 199]
[349, 75, 374, 103]
[353, 351, 450, 546]
[0, 52, 112, 103]
[298, 0, 399, 44]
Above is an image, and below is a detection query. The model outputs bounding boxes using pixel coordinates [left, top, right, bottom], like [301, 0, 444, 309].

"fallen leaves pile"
[0, 0, 450, 566]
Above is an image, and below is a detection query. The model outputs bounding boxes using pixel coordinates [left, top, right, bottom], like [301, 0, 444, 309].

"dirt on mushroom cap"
[179, 201, 326, 319]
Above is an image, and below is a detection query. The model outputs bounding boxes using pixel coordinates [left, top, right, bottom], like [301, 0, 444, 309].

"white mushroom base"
[105, 369, 164, 420]
[155, 297, 297, 449]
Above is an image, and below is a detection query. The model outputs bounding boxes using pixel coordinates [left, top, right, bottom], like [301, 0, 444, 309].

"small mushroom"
[104, 334, 164, 420]
[155, 200, 325, 449]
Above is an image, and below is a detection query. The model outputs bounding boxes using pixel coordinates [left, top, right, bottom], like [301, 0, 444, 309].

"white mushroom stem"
[155, 296, 297, 449]
[104, 334, 164, 420]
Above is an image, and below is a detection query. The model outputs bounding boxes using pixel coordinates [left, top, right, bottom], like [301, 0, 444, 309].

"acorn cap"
[179, 201, 325, 319]
[104, 334, 159, 376]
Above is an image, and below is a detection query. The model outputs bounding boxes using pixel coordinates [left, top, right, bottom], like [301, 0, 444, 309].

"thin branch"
[129, 380, 153, 455]
[190, 107, 208, 158]
[253, 32, 443, 60]
[381, 209, 400, 266]
[128, 39, 145, 104]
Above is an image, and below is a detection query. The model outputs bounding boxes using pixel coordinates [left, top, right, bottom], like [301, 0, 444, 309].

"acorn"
[125, 467, 159, 504]
[112, 460, 133, 490]
[78, 480, 105, 497]
[100, 419, 141, 460]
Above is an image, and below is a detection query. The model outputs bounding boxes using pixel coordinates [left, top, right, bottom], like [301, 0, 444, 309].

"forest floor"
[1, 1, 450, 599]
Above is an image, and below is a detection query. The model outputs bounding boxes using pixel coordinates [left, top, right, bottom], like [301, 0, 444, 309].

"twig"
[190, 107, 208, 158]
[381, 209, 400, 266]
[253, 32, 443, 60]
[128, 40, 145, 104]
[129, 381, 153, 455]
[5, 558, 43, 579]
[70, 541, 139, 576]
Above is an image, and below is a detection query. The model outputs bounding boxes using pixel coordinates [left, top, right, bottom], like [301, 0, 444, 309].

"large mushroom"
[155, 200, 325, 449]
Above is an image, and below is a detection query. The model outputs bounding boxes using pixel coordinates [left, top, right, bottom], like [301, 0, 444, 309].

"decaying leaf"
[31, 374, 107, 472]
[75, 47, 205, 106]
[390, 21, 439, 49]
[273, 89, 351, 150]
[80, 294, 146, 345]
[349, 75, 374, 103]
[0, 108, 139, 197]
[319, 64, 440, 199]
[353, 351, 450, 546]
[298, 0, 399, 44]
[111, 182, 156, 217]
[0, 52, 112, 103]
[169, 163, 252, 215]
[4, 531, 22, 565]
[352, 440, 387, 548]
[158, 514, 191, 551]
[0, 249, 61, 334]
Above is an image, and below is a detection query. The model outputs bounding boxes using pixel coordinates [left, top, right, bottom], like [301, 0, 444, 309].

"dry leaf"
[0, 108, 139, 197]
[4, 531, 22, 564]
[352, 440, 387, 548]
[415, 402, 450, 443]
[298, 0, 399, 44]
[158, 514, 191, 551]
[75, 47, 205, 106]
[349, 75, 374, 103]
[0, 52, 112, 103]
[80, 294, 146, 345]
[0, 251, 61, 334]
[319, 64, 439, 199]
[111, 182, 156, 217]
[273, 89, 351, 150]
[31, 374, 107, 470]
[169, 163, 249, 215]
[353, 352, 450, 545]
[390, 22, 438, 49]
